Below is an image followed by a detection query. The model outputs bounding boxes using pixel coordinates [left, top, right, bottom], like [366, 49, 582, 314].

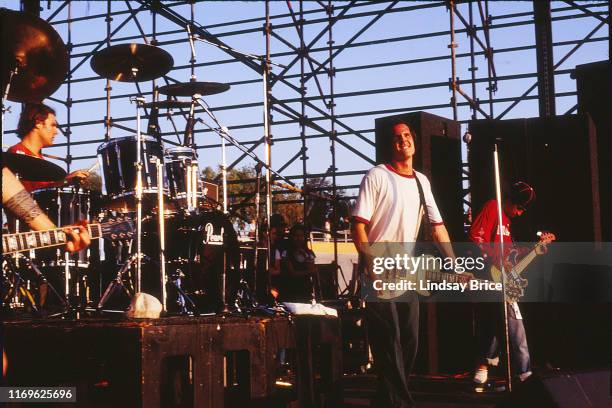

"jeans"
[365, 299, 419, 408]
[475, 301, 531, 378]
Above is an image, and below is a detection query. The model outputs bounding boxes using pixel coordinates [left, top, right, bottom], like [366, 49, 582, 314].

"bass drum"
[141, 210, 240, 313]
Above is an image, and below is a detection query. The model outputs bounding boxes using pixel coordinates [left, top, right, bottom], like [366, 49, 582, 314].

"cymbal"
[142, 100, 191, 109]
[1, 9, 69, 102]
[90, 43, 173, 82]
[158, 81, 230, 97]
[2, 152, 67, 181]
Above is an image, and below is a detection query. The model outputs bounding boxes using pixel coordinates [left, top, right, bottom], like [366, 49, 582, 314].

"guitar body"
[487, 232, 556, 302]
[489, 265, 502, 284]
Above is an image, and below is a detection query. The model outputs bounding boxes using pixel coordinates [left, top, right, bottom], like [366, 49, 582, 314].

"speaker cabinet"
[499, 369, 611, 408]
[572, 60, 612, 241]
[468, 114, 600, 242]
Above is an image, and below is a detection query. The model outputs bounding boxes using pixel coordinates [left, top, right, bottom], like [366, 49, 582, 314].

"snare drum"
[97, 136, 168, 211]
[165, 146, 202, 210]
[32, 186, 96, 267]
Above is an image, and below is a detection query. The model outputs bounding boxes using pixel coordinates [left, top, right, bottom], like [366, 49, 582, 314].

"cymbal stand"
[130, 92, 146, 294]
[1, 65, 18, 139]
[156, 159, 168, 312]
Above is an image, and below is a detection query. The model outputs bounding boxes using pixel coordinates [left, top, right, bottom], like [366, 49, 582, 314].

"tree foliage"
[201, 165, 351, 228]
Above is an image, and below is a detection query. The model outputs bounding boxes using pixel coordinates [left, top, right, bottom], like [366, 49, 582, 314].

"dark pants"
[365, 299, 419, 408]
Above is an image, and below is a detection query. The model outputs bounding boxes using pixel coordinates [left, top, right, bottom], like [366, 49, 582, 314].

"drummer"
[8, 103, 90, 191]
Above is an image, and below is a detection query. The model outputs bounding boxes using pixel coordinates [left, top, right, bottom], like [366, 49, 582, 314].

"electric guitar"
[2, 217, 134, 255]
[489, 232, 556, 302]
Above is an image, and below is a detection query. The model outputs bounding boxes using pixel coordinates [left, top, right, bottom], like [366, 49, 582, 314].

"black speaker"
[498, 369, 612, 408]
[572, 60, 612, 241]
[468, 114, 601, 242]
[374, 111, 464, 241]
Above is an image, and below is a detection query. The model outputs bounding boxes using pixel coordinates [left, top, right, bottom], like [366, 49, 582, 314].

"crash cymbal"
[2, 152, 67, 181]
[158, 81, 230, 97]
[90, 43, 173, 82]
[1, 8, 69, 102]
[142, 100, 191, 109]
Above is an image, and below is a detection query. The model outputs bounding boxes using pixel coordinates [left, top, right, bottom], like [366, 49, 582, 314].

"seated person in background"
[277, 224, 317, 303]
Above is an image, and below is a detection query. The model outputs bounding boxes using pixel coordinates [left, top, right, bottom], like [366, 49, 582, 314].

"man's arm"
[431, 224, 456, 259]
[351, 221, 369, 255]
[2, 167, 90, 252]
[352, 220, 379, 282]
[3, 167, 55, 230]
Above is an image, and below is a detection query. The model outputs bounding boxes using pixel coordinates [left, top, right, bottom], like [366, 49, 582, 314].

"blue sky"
[2, 1, 608, 197]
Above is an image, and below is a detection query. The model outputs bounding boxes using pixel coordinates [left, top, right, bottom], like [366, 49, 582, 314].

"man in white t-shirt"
[352, 121, 457, 407]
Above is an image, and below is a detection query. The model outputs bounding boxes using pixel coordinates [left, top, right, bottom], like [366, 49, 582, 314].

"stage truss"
[3, 0, 609, 233]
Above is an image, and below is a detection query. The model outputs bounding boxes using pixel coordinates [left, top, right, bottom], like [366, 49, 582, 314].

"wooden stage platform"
[3, 314, 342, 407]
[4, 312, 608, 407]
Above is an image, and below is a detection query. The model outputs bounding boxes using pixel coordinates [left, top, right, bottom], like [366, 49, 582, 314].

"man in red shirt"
[469, 181, 536, 390]
[8, 103, 89, 191]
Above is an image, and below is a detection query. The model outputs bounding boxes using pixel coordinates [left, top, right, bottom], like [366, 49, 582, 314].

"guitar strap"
[413, 174, 430, 242]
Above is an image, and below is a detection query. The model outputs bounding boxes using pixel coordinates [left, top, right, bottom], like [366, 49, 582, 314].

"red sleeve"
[22, 180, 56, 192]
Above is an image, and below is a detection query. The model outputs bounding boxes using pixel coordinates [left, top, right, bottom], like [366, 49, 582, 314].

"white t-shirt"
[352, 164, 444, 242]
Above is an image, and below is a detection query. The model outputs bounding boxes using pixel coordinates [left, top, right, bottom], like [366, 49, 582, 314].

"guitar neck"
[2, 224, 103, 255]
[511, 248, 538, 277]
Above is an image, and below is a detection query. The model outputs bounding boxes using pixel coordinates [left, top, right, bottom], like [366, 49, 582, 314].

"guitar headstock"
[539, 231, 556, 244]
[100, 216, 134, 243]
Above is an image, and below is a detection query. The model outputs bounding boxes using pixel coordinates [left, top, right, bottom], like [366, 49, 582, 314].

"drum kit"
[1, 8, 271, 317]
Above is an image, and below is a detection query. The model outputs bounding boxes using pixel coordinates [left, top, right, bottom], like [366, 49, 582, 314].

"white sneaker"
[473, 367, 488, 384]
[518, 371, 532, 382]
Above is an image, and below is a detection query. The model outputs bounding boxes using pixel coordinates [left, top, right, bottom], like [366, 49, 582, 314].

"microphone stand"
[493, 143, 513, 392]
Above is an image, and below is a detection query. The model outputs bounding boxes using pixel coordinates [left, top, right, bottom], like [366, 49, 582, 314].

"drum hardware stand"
[97, 252, 139, 311]
[156, 159, 168, 312]
[2, 254, 39, 313]
[167, 268, 198, 315]
[234, 275, 255, 312]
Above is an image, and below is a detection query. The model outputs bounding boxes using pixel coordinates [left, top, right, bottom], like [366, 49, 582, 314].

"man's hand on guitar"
[456, 271, 475, 283]
[535, 232, 556, 255]
[64, 220, 91, 253]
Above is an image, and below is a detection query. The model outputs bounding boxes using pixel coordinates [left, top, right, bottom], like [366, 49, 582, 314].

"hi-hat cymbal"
[142, 100, 192, 109]
[2, 152, 67, 181]
[1, 8, 69, 102]
[158, 81, 230, 97]
[90, 43, 173, 82]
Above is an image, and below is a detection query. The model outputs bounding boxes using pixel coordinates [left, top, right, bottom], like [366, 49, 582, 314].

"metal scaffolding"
[4, 0, 609, 227]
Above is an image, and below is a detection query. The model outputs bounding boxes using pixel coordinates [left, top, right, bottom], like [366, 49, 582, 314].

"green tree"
[201, 166, 351, 228]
